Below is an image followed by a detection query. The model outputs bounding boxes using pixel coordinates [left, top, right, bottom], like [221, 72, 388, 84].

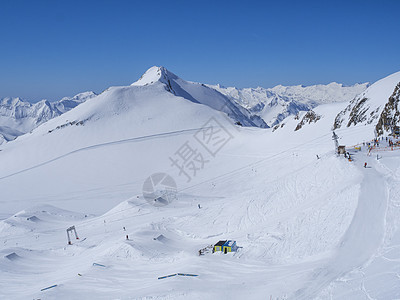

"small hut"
[213, 240, 226, 252]
[213, 240, 238, 254]
[337, 145, 346, 155]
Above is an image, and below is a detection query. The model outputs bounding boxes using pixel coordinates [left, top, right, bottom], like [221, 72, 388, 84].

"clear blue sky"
[1, 0, 400, 102]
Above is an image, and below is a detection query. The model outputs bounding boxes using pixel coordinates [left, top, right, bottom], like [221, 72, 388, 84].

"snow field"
[0, 126, 366, 299]
[1, 67, 400, 299]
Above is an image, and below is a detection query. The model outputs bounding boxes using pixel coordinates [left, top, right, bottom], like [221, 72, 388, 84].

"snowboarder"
[364, 162, 367, 168]
[126, 235, 129, 240]
[198, 204, 201, 209]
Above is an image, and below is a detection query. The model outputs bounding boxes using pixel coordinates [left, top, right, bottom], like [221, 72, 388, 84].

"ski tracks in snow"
[293, 158, 388, 299]
[0, 127, 209, 181]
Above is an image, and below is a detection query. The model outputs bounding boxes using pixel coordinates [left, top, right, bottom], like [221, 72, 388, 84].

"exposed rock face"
[295, 110, 322, 131]
[375, 83, 400, 135]
[272, 122, 285, 132]
[346, 97, 369, 127]
[333, 71, 400, 134]
[333, 97, 380, 130]
[334, 81, 400, 136]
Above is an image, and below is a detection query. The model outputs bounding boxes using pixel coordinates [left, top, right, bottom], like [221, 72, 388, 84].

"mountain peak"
[0, 97, 25, 107]
[131, 66, 178, 86]
[60, 91, 97, 102]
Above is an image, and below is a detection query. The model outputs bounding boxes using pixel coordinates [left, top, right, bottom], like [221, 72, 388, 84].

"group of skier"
[353, 136, 400, 168]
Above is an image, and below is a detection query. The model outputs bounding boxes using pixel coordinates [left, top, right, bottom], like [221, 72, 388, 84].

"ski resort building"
[337, 145, 346, 154]
[213, 240, 238, 254]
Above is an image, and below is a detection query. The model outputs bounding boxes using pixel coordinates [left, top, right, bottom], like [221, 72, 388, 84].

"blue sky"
[1, 0, 400, 102]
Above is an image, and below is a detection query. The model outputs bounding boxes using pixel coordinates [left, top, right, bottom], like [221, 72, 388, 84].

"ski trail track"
[293, 155, 388, 299]
[0, 127, 207, 181]
[0, 127, 333, 188]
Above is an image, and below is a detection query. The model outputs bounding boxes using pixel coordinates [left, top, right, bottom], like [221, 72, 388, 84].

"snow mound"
[4, 252, 20, 260]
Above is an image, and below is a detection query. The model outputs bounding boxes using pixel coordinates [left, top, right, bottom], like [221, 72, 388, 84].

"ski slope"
[1, 68, 400, 299]
[296, 154, 388, 299]
[1, 122, 398, 299]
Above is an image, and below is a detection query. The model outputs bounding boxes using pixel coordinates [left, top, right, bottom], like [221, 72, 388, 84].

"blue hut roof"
[223, 240, 236, 247]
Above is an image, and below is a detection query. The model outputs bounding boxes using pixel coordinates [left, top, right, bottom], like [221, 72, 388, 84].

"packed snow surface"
[0, 67, 399, 299]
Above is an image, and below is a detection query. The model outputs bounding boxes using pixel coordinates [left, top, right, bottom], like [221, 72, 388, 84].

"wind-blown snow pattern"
[0, 92, 96, 144]
[0, 68, 400, 299]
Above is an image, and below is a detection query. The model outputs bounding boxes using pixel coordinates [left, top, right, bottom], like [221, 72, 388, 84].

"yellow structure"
[213, 240, 238, 254]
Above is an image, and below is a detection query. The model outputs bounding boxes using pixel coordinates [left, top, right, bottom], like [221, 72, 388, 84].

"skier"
[364, 162, 367, 168]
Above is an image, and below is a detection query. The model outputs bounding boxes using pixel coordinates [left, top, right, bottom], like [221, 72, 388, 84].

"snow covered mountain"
[0, 92, 96, 144]
[209, 82, 368, 127]
[2, 68, 400, 299]
[52, 91, 97, 114]
[333, 71, 400, 135]
[132, 66, 267, 128]
[0, 68, 368, 143]
[0, 66, 271, 189]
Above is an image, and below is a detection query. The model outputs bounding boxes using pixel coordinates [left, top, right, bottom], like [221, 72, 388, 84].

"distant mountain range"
[209, 82, 369, 127]
[0, 92, 96, 144]
[4, 66, 400, 146]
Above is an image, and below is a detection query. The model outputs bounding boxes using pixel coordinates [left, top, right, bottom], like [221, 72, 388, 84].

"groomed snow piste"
[0, 67, 399, 299]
